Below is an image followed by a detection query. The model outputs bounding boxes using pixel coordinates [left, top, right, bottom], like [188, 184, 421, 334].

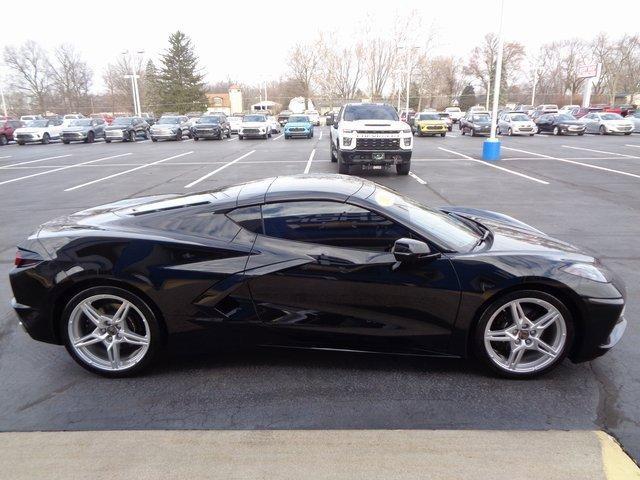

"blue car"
[284, 114, 314, 139]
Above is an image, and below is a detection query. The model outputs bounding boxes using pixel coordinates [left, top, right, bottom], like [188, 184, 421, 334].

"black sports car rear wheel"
[474, 290, 573, 379]
[62, 286, 161, 377]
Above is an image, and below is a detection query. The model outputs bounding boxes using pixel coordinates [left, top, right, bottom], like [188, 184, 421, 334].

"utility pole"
[482, 0, 505, 161]
[0, 66, 7, 117]
[123, 50, 143, 116]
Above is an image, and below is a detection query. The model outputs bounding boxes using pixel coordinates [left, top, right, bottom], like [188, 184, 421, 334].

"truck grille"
[355, 138, 400, 150]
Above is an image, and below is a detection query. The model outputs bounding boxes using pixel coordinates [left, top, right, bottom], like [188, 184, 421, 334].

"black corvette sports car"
[10, 175, 627, 378]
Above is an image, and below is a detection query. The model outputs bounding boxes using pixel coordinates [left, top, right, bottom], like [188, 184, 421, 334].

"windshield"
[288, 115, 309, 123]
[445, 107, 460, 112]
[371, 185, 480, 251]
[343, 104, 398, 121]
[70, 119, 93, 126]
[28, 120, 49, 127]
[471, 114, 490, 122]
[510, 114, 530, 121]
[197, 116, 221, 124]
[158, 117, 180, 125]
[556, 114, 576, 122]
[113, 117, 133, 125]
[438, 113, 450, 118]
[418, 114, 440, 121]
[601, 113, 623, 120]
[243, 115, 266, 122]
[229, 117, 242, 122]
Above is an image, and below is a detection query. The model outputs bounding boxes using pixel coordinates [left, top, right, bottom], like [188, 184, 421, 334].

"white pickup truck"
[329, 103, 413, 175]
[444, 106, 464, 123]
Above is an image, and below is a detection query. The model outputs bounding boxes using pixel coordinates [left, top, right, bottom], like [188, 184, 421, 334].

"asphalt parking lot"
[1, 128, 639, 461]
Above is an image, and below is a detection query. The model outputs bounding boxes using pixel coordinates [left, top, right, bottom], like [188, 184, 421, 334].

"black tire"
[553, 126, 561, 136]
[175, 131, 182, 141]
[507, 128, 513, 136]
[218, 129, 224, 140]
[151, 137, 158, 142]
[624, 132, 632, 136]
[337, 152, 349, 174]
[42, 133, 50, 144]
[238, 135, 243, 140]
[330, 141, 338, 162]
[600, 125, 606, 135]
[193, 136, 199, 141]
[86, 131, 95, 143]
[473, 289, 574, 379]
[105, 139, 112, 143]
[578, 133, 584, 136]
[471, 129, 476, 137]
[129, 130, 136, 142]
[61, 286, 163, 378]
[461, 127, 465, 135]
[396, 162, 410, 175]
[63, 140, 71, 144]
[18, 141, 25, 145]
[440, 133, 446, 137]
[226, 129, 231, 138]
[0, 135, 7, 146]
[285, 135, 290, 140]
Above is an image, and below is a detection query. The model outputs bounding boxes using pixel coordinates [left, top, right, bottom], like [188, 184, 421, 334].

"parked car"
[238, 114, 271, 140]
[62, 114, 85, 127]
[150, 116, 191, 141]
[105, 117, 150, 142]
[20, 115, 43, 122]
[284, 114, 314, 139]
[513, 105, 535, 116]
[535, 104, 559, 113]
[191, 114, 231, 140]
[497, 112, 537, 136]
[560, 105, 580, 112]
[414, 112, 448, 137]
[437, 112, 453, 131]
[304, 110, 321, 126]
[444, 106, 464, 123]
[569, 106, 604, 119]
[141, 113, 156, 126]
[630, 111, 640, 133]
[330, 103, 413, 175]
[460, 112, 492, 136]
[603, 105, 636, 117]
[90, 113, 115, 125]
[227, 116, 243, 134]
[14, 118, 64, 144]
[399, 109, 416, 124]
[277, 111, 292, 126]
[468, 106, 488, 114]
[579, 112, 634, 135]
[9, 175, 627, 378]
[267, 116, 282, 134]
[0, 119, 24, 146]
[534, 113, 585, 136]
[61, 119, 106, 144]
[324, 112, 335, 126]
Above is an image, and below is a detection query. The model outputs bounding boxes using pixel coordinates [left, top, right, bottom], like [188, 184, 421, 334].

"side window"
[227, 205, 263, 233]
[261, 201, 413, 252]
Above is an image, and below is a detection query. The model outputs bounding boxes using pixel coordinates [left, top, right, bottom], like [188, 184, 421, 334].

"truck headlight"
[401, 128, 411, 134]
[342, 137, 352, 147]
[403, 138, 411, 146]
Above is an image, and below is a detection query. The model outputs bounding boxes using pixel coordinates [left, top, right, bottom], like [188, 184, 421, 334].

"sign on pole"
[578, 63, 601, 108]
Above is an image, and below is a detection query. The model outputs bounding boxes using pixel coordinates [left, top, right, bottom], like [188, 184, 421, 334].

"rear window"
[343, 104, 398, 121]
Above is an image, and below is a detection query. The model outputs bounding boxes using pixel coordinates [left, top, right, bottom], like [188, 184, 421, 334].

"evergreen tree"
[459, 84, 476, 111]
[158, 31, 207, 114]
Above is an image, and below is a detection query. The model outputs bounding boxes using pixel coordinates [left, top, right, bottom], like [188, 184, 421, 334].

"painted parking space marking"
[0, 155, 12, 160]
[319, 130, 323, 140]
[65, 151, 193, 192]
[438, 147, 549, 185]
[503, 147, 640, 180]
[562, 145, 640, 158]
[227, 137, 237, 142]
[408, 171, 427, 184]
[0, 154, 72, 169]
[185, 150, 255, 188]
[304, 149, 316, 174]
[0, 153, 132, 187]
[272, 134, 284, 141]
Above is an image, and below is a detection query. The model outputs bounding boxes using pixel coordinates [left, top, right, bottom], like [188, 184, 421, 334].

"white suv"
[329, 103, 413, 175]
[239, 114, 271, 140]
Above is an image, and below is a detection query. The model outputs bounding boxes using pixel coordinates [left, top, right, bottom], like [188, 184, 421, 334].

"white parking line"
[561, 145, 639, 158]
[0, 155, 12, 160]
[272, 134, 284, 141]
[0, 153, 132, 187]
[304, 149, 316, 174]
[65, 151, 193, 192]
[184, 150, 255, 188]
[625, 144, 640, 149]
[408, 171, 427, 184]
[437, 147, 549, 185]
[0, 154, 72, 169]
[503, 147, 640, 180]
[319, 131, 323, 140]
[227, 137, 237, 142]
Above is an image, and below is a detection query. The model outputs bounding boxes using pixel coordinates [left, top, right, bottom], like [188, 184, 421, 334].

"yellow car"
[413, 112, 448, 137]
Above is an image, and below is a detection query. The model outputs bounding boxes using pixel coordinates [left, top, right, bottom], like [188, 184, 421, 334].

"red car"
[0, 119, 24, 146]
[90, 113, 115, 125]
[603, 104, 636, 117]
[569, 106, 604, 119]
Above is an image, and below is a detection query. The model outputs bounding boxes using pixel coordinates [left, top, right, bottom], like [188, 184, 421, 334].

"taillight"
[14, 249, 43, 268]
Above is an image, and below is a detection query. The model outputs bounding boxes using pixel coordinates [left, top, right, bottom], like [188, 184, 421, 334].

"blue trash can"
[482, 138, 501, 161]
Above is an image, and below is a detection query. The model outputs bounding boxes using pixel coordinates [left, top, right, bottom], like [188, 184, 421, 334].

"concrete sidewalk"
[0, 430, 638, 480]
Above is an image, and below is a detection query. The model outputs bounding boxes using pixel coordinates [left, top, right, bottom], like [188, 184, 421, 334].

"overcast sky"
[3, 0, 640, 93]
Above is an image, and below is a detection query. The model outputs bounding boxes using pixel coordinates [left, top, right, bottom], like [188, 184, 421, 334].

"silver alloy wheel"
[68, 294, 151, 372]
[483, 297, 567, 374]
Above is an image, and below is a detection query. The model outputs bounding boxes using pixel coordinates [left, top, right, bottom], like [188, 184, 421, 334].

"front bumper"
[339, 148, 411, 167]
[418, 124, 447, 134]
[16, 134, 42, 142]
[560, 126, 585, 134]
[240, 129, 267, 137]
[285, 128, 311, 137]
[151, 130, 180, 139]
[62, 132, 88, 141]
[605, 125, 633, 133]
[105, 130, 126, 140]
[511, 127, 537, 135]
[192, 128, 222, 138]
[571, 296, 626, 362]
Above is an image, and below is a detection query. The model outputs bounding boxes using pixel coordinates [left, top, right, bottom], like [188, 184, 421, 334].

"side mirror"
[392, 238, 440, 263]
[332, 121, 338, 129]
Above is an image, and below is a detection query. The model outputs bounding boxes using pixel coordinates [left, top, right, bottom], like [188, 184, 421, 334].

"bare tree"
[3, 40, 52, 112]
[317, 42, 365, 101]
[287, 36, 323, 107]
[50, 44, 92, 112]
[592, 33, 640, 104]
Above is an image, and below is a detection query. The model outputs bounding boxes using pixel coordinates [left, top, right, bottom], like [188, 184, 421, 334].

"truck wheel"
[41, 133, 50, 144]
[337, 152, 349, 174]
[440, 132, 446, 137]
[63, 140, 71, 144]
[129, 131, 136, 142]
[461, 127, 465, 135]
[151, 137, 158, 142]
[238, 135, 243, 140]
[330, 142, 338, 163]
[0, 135, 7, 146]
[105, 139, 112, 143]
[396, 162, 410, 175]
[193, 136, 199, 141]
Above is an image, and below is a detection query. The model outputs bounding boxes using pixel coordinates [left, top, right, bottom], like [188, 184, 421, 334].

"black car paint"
[104, 117, 150, 142]
[191, 116, 231, 140]
[535, 114, 586, 135]
[61, 120, 106, 143]
[10, 175, 625, 364]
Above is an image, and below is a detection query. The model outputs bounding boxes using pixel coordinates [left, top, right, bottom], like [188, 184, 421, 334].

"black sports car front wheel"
[61, 286, 162, 377]
[474, 290, 574, 379]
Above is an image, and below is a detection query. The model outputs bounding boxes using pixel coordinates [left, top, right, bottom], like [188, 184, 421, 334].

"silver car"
[629, 111, 640, 133]
[498, 112, 537, 136]
[579, 112, 634, 135]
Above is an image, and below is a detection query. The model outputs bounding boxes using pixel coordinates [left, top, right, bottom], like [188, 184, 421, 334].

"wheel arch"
[465, 280, 585, 360]
[52, 277, 168, 345]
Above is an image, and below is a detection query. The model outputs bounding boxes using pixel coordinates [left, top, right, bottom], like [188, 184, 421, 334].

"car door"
[582, 114, 595, 133]
[237, 200, 461, 355]
[330, 107, 343, 149]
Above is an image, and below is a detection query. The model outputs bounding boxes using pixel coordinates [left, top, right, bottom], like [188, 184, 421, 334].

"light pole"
[482, 0, 505, 161]
[0, 66, 8, 118]
[398, 45, 420, 118]
[123, 50, 143, 116]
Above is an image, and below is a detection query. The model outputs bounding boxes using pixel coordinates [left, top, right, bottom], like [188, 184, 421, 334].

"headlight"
[563, 263, 608, 283]
[403, 138, 411, 146]
[342, 137, 352, 146]
[401, 128, 411, 134]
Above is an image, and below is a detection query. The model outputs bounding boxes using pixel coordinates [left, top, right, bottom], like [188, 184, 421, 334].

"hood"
[416, 119, 446, 125]
[558, 120, 583, 126]
[440, 206, 592, 261]
[603, 119, 633, 126]
[241, 121, 268, 127]
[341, 119, 409, 131]
[193, 122, 222, 128]
[105, 125, 128, 130]
[152, 123, 179, 130]
[512, 121, 535, 127]
[15, 127, 45, 134]
[472, 119, 492, 125]
[62, 126, 89, 133]
[286, 121, 311, 128]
